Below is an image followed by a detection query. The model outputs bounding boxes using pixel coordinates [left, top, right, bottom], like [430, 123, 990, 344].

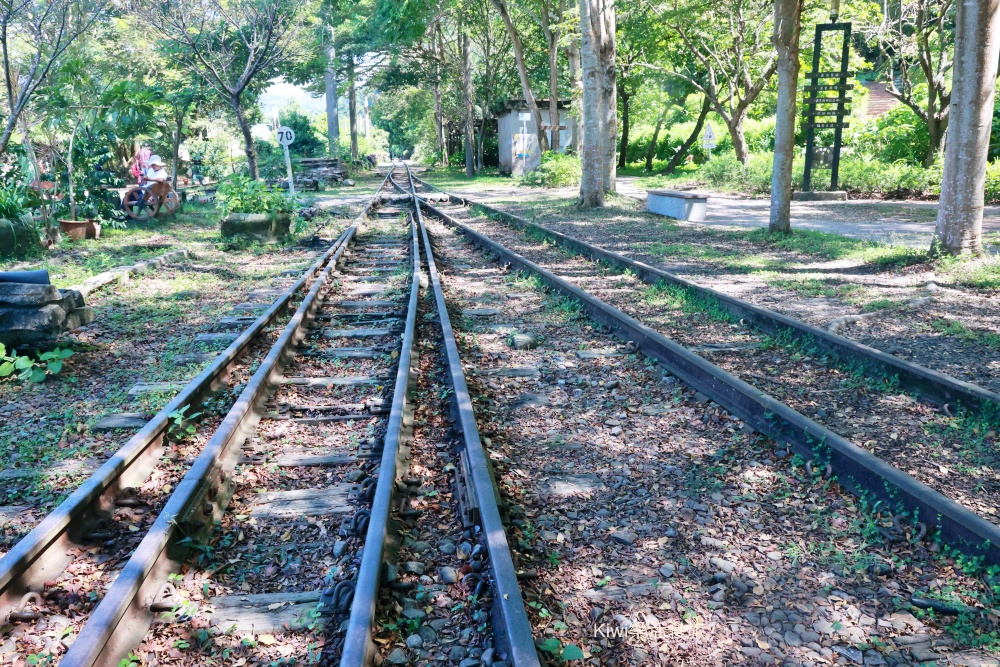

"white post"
[284, 144, 295, 198]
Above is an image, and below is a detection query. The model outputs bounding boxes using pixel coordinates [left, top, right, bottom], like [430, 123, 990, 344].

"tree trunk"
[231, 96, 259, 179]
[433, 75, 448, 167]
[325, 28, 340, 154]
[933, 0, 1000, 256]
[724, 109, 750, 164]
[578, 0, 605, 207]
[548, 30, 561, 152]
[598, 0, 616, 193]
[566, 41, 583, 153]
[492, 0, 549, 152]
[924, 113, 947, 167]
[463, 31, 475, 177]
[645, 104, 669, 171]
[662, 96, 711, 175]
[67, 122, 79, 220]
[348, 59, 358, 160]
[768, 0, 803, 234]
[617, 89, 630, 169]
[477, 109, 486, 171]
[172, 113, 184, 190]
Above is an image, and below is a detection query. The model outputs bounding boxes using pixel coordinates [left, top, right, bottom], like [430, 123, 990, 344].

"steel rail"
[408, 166, 540, 666]
[0, 199, 368, 622]
[58, 173, 392, 667]
[340, 165, 422, 666]
[420, 198, 1000, 566]
[410, 176, 1000, 418]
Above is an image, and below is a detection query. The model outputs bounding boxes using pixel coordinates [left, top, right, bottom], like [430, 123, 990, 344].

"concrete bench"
[646, 189, 708, 222]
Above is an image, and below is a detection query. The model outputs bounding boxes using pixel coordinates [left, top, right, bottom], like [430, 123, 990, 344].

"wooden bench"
[646, 189, 709, 222]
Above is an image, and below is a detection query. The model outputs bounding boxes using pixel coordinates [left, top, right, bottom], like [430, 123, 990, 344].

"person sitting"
[143, 156, 169, 185]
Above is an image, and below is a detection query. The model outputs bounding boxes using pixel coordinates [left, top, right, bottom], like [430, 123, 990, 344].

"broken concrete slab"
[93, 413, 151, 431]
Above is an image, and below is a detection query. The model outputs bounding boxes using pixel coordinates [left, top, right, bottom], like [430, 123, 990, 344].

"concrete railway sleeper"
[0, 175, 390, 638]
[411, 167, 1000, 666]
[411, 171, 1000, 570]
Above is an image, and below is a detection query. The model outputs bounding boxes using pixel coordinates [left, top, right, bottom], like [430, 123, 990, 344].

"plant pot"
[220, 211, 291, 239]
[58, 219, 102, 241]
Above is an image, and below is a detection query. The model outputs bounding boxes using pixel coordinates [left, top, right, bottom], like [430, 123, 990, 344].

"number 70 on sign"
[277, 126, 295, 146]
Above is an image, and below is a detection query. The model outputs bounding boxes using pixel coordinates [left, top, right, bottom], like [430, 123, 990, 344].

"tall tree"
[146, 0, 306, 179]
[536, 0, 565, 151]
[463, 28, 475, 176]
[872, 0, 953, 167]
[434, 22, 450, 165]
[0, 0, 110, 155]
[933, 0, 1000, 256]
[578, 0, 615, 206]
[325, 26, 340, 153]
[348, 56, 359, 159]
[768, 0, 802, 234]
[666, 0, 777, 164]
[492, 0, 550, 151]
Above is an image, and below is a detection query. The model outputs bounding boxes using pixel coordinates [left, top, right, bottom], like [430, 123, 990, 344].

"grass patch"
[766, 277, 866, 300]
[742, 228, 927, 268]
[419, 166, 514, 191]
[931, 318, 1000, 350]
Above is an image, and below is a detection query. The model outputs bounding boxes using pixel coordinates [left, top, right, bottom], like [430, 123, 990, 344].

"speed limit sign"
[276, 126, 295, 146]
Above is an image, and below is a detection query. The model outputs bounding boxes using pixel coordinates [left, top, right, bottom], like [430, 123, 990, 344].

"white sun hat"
[149, 155, 165, 166]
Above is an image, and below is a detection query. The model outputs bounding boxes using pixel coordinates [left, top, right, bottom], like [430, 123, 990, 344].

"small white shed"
[497, 100, 573, 176]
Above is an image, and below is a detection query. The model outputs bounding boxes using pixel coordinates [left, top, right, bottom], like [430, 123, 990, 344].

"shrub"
[0, 183, 41, 259]
[837, 156, 940, 198]
[521, 152, 581, 187]
[848, 104, 930, 165]
[985, 160, 1000, 204]
[216, 175, 293, 216]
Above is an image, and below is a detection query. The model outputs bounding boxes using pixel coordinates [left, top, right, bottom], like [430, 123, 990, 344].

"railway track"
[408, 168, 1000, 666]
[0, 166, 543, 666]
[0, 172, 383, 661]
[409, 173, 1000, 567]
[6, 164, 998, 665]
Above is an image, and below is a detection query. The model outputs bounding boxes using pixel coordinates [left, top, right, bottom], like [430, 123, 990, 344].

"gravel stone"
[610, 530, 636, 545]
[406, 634, 424, 649]
[386, 648, 408, 665]
[440, 566, 459, 584]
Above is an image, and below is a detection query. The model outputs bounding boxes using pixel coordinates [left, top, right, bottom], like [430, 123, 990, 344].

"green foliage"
[167, 405, 202, 441]
[984, 160, 1000, 204]
[216, 175, 293, 216]
[279, 106, 325, 157]
[520, 152, 581, 188]
[677, 151, 942, 199]
[848, 101, 929, 165]
[0, 344, 73, 383]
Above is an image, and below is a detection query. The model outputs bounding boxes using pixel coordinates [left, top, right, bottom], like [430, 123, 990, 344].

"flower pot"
[220, 211, 291, 239]
[58, 219, 101, 241]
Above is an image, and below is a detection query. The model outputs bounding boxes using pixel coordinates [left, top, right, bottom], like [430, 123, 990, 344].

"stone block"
[220, 212, 291, 239]
[0, 304, 68, 345]
[0, 283, 63, 307]
[646, 190, 709, 221]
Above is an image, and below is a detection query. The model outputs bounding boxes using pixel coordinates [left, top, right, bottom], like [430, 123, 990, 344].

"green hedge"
[690, 152, 945, 199]
[521, 152, 581, 188]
